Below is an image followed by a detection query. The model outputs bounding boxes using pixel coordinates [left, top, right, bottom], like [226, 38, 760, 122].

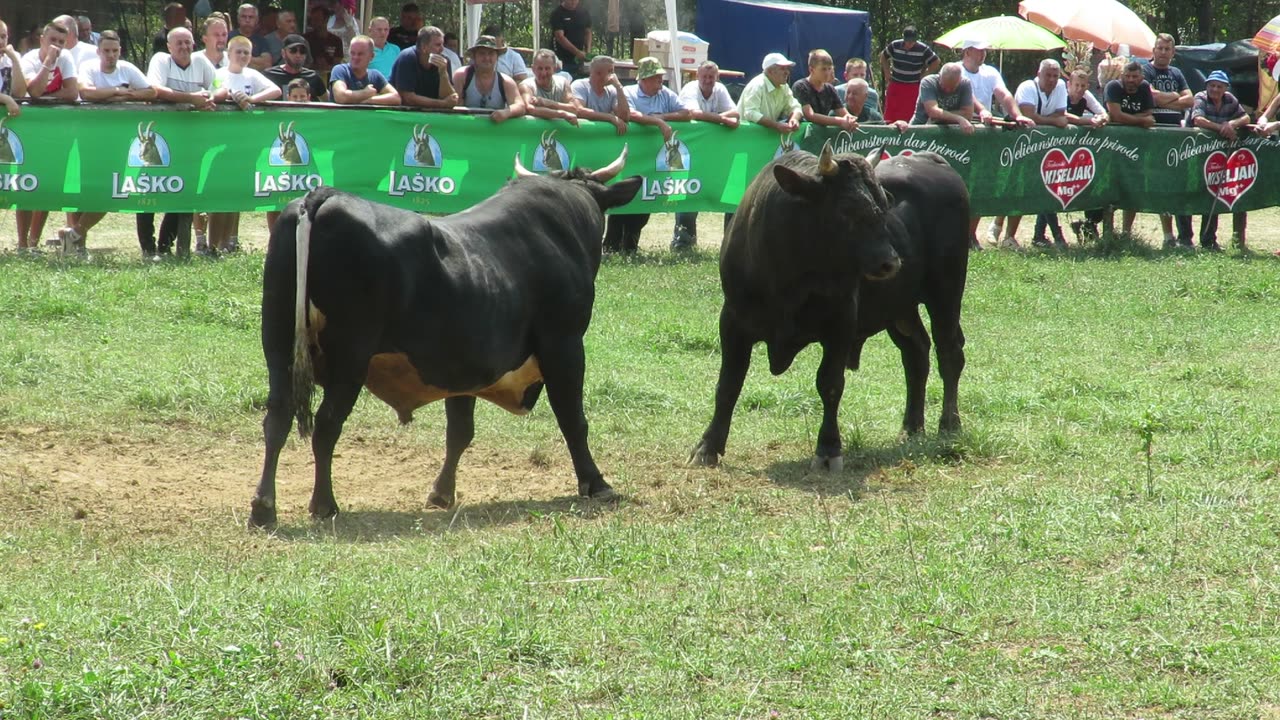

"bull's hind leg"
[251, 362, 294, 529]
[812, 333, 853, 472]
[929, 308, 966, 433]
[690, 309, 754, 467]
[536, 335, 614, 501]
[426, 396, 476, 509]
[887, 312, 932, 435]
[308, 379, 363, 520]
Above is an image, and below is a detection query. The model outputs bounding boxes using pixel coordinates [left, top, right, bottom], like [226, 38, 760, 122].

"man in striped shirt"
[879, 25, 938, 123]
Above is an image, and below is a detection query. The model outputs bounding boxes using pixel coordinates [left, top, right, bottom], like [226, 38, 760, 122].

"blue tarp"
[695, 0, 872, 84]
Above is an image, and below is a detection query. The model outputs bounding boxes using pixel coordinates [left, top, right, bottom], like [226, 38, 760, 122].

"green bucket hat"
[636, 56, 666, 80]
[468, 35, 500, 54]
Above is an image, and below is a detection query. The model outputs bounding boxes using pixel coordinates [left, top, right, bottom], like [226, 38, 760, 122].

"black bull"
[250, 153, 642, 528]
[690, 146, 970, 470]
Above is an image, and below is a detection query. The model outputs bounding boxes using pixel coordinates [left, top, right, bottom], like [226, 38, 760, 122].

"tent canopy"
[696, 0, 872, 83]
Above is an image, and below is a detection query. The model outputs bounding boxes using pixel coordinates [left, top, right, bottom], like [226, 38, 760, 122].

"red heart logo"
[1040, 148, 1095, 209]
[878, 149, 915, 162]
[1203, 149, 1257, 211]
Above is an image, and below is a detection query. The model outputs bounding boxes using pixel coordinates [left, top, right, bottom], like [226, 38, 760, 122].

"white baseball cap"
[958, 39, 990, 51]
[761, 52, 795, 71]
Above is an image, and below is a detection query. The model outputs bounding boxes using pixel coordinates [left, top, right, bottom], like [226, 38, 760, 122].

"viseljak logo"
[129, 121, 171, 167]
[403, 124, 442, 168]
[533, 130, 570, 172]
[656, 130, 690, 171]
[270, 121, 311, 166]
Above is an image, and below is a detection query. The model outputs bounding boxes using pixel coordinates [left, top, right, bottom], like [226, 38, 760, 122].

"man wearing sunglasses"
[264, 33, 328, 100]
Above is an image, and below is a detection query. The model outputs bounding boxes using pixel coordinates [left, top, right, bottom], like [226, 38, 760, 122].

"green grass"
[1, 239, 1280, 718]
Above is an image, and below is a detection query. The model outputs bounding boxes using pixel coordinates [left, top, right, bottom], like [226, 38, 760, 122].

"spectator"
[304, 4, 343, 76]
[1004, 59, 1069, 249]
[262, 10, 299, 67]
[911, 62, 975, 134]
[793, 49, 858, 131]
[259, 4, 280, 37]
[388, 3, 423, 50]
[55, 15, 96, 71]
[142, 27, 216, 260]
[880, 25, 939, 123]
[285, 76, 310, 101]
[551, 0, 592, 77]
[0, 18, 29, 102]
[443, 32, 460, 58]
[391, 26, 457, 109]
[485, 24, 528, 83]
[326, 0, 361, 58]
[1105, 61, 1154, 236]
[453, 35, 524, 121]
[835, 57, 878, 113]
[77, 15, 100, 45]
[1063, 68, 1108, 243]
[366, 16, 398, 77]
[603, 56, 690, 254]
[570, 54, 629, 134]
[520, 48, 580, 124]
[194, 13, 229, 69]
[229, 3, 272, 71]
[1143, 33, 1194, 248]
[264, 34, 328, 100]
[153, 3, 187, 55]
[737, 52, 802, 135]
[672, 60, 739, 250]
[59, 30, 154, 258]
[16, 21, 78, 254]
[330, 34, 400, 105]
[843, 78, 882, 123]
[1190, 70, 1252, 251]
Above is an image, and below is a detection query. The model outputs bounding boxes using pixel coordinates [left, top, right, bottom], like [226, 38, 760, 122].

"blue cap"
[1206, 70, 1230, 85]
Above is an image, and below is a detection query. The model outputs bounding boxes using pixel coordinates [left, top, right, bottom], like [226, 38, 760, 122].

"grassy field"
[0, 209, 1279, 718]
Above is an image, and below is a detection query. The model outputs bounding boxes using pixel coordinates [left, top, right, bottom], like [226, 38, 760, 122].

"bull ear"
[596, 175, 643, 210]
[773, 165, 823, 201]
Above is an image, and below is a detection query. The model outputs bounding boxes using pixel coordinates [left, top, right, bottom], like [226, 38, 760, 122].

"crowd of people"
[3, 6, 1280, 258]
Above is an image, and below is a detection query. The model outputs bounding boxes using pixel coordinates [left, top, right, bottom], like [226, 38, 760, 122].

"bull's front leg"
[427, 396, 476, 509]
[812, 331, 854, 472]
[689, 308, 755, 467]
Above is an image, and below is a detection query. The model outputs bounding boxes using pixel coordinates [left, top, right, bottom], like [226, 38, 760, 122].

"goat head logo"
[532, 130, 569, 172]
[0, 117, 21, 165]
[270, 121, 310, 166]
[656, 131, 690, 172]
[129, 121, 169, 167]
[403, 123, 442, 168]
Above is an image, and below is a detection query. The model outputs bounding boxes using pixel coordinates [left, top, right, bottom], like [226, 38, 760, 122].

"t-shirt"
[520, 74, 571, 102]
[498, 48, 528, 80]
[1191, 90, 1245, 124]
[1014, 77, 1068, 116]
[215, 66, 276, 96]
[264, 65, 326, 99]
[390, 47, 450, 99]
[835, 82, 879, 113]
[67, 42, 97, 71]
[21, 48, 77, 96]
[147, 52, 216, 93]
[388, 25, 419, 50]
[571, 77, 621, 114]
[0, 55, 15, 95]
[230, 30, 274, 63]
[678, 80, 735, 114]
[961, 63, 1006, 111]
[1142, 62, 1189, 125]
[193, 49, 228, 69]
[549, 2, 591, 66]
[1066, 91, 1105, 117]
[370, 42, 399, 77]
[911, 73, 973, 124]
[305, 30, 344, 70]
[881, 39, 937, 84]
[624, 82, 684, 115]
[1104, 78, 1154, 116]
[792, 77, 842, 116]
[329, 63, 388, 94]
[78, 59, 151, 90]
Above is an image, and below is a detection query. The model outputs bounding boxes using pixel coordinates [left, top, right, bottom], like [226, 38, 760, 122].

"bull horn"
[818, 140, 838, 176]
[513, 152, 537, 177]
[866, 147, 884, 168]
[588, 144, 629, 183]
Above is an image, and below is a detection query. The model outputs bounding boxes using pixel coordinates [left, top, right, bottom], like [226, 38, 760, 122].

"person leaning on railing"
[1190, 70, 1254, 252]
[1005, 59, 1069, 250]
[16, 20, 78, 255]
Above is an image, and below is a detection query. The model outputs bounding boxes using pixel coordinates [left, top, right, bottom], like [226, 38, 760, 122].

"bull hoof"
[810, 454, 844, 473]
[308, 501, 339, 522]
[688, 441, 721, 467]
[939, 416, 962, 434]
[248, 497, 277, 530]
[580, 481, 618, 503]
[426, 491, 455, 510]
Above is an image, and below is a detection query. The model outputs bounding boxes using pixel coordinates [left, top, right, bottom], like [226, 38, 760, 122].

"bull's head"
[772, 141, 899, 280]
[0, 118, 13, 165]
[663, 131, 684, 170]
[412, 124, 437, 167]
[514, 144, 642, 211]
[539, 130, 564, 171]
[137, 121, 162, 166]
[278, 121, 302, 165]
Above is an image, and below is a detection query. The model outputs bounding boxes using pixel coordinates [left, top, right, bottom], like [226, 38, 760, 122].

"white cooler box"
[646, 31, 709, 69]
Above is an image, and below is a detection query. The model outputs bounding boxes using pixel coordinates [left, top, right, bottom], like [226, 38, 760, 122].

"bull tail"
[292, 201, 316, 437]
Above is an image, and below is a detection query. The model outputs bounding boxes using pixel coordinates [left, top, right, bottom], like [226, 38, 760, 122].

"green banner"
[1, 105, 1278, 216]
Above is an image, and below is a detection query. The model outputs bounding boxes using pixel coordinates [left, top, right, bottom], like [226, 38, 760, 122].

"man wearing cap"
[737, 52, 803, 134]
[452, 35, 525, 122]
[484, 24, 529, 83]
[1190, 70, 1253, 251]
[911, 62, 975, 134]
[880, 25, 940, 124]
[391, 25, 457, 109]
[330, 35, 400, 105]
[264, 34, 328, 100]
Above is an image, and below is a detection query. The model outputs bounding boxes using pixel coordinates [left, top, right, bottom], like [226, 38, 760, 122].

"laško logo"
[640, 131, 701, 201]
[1040, 148, 1095, 209]
[255, 122, 323, 197]
[1203, 149, 1257, 210]
[387, 124, 456, 196]
[0, 117, 38, 193]
[113, 122, 184, 198]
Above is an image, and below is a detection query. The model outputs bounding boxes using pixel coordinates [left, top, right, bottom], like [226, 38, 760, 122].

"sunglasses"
[286, 47, 307, 54]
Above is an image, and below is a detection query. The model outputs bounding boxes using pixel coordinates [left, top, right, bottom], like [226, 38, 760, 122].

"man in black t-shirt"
[1105, 62, 1155, 237]
[551, 0, 592, 77]
[792, 49, 858, 131]
[388, 3, 423, 50]
[264, 35, 328, 101]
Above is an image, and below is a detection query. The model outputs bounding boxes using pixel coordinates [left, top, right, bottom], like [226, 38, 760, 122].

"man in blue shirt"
[330, 35, 401, 105]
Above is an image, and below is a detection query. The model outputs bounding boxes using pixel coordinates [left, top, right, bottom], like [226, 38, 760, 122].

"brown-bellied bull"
[250, 148, 642, 528]
[689, 144, 969, 470]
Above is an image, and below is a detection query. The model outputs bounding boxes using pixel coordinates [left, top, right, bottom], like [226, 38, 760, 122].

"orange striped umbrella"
[1253, 14, 1280, 53]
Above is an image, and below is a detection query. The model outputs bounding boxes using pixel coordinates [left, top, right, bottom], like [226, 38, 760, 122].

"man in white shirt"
[54, 15, 96, 71]
[672, 60, 739, 250]
[484, 25, 528, 83]
[195, 14, 230, 69]
[57, 31, 157, 257]
[1002, 59, 1069, 249]
[16, 21, 78, 254]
